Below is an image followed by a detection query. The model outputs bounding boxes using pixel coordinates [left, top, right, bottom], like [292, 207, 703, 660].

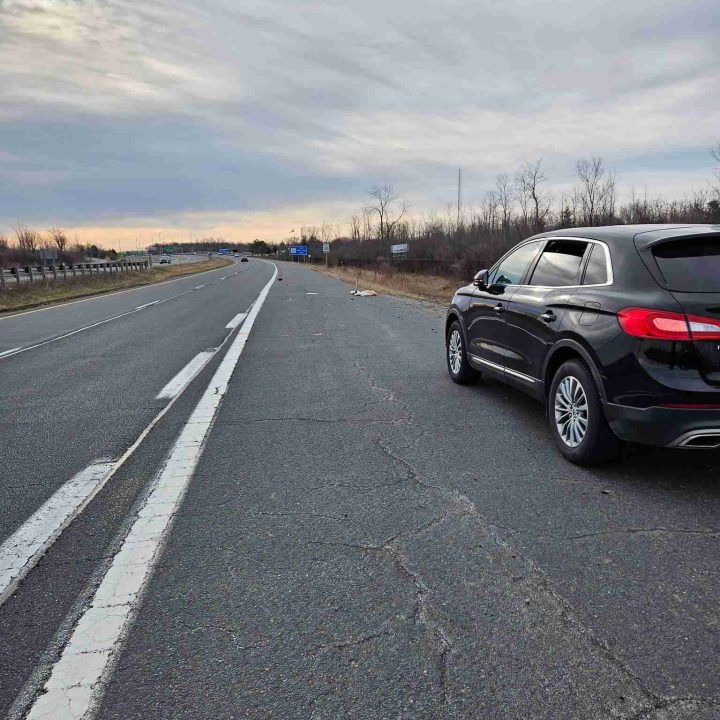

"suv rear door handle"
[540, 311, 557, 323]
[494, 303, 505, 314]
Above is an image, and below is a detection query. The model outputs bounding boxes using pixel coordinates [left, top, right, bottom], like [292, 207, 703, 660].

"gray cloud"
[0, 0, 718, 235]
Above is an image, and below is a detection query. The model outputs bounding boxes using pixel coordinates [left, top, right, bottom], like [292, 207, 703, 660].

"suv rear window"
[582, 244, 608, 285]
[653, 237, 720, 292]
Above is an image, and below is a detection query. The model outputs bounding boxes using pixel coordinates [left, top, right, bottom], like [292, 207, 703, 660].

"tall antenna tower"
[457, 167, 462, 226]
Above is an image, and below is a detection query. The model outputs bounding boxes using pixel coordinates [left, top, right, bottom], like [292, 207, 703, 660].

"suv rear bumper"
[604, 403, 720, 448]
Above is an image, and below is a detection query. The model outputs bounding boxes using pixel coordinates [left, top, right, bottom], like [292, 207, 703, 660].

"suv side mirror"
[473, 269, 488, 289]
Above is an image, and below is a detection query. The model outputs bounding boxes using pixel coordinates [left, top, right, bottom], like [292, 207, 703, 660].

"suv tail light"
[618, 307, 720, 341]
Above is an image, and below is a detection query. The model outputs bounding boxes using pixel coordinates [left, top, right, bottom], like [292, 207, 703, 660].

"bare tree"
[480, 190, 499, 231]
[516, 159, 551, 232]
[349, 214, 361, 241]
[366, 185, 408, 244]
[712, 142, 720, 165]
[574, 157, 617, 226]
[14, 223, 39, 255]
[711, 142, 720, 200]
[49, 227, 68, 253]
[495, 173, 514, 236]
[319, 222, 334, 243]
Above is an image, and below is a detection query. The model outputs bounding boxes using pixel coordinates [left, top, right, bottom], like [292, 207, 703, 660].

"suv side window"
[489, 241, 542, 287]
[529, 240, 588, 287]
[582, 244, 609, 285]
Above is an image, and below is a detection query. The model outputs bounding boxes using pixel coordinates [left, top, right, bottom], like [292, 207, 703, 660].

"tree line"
[298, 146, 720, 278]
[0, 225, 122, 266]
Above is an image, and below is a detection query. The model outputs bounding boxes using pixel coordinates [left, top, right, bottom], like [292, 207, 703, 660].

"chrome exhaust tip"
[671, 430, 720, 449]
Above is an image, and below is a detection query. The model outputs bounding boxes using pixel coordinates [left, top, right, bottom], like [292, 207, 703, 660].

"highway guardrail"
[0, 260, 150, 290]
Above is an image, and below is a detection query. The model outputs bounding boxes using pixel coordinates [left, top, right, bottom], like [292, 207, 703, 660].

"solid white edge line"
[25, 263, 278, 719]
[0, 347, 22, 358]
[155, 350, 216, 400]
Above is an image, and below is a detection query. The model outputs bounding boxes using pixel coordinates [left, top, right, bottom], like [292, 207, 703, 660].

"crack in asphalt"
[566, 527, 720, 541]
[213, 416, 412, 425]
[363, 431, 661, 711]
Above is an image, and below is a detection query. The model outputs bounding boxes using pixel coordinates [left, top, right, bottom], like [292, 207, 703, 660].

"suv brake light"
[618, 308, 720, 340]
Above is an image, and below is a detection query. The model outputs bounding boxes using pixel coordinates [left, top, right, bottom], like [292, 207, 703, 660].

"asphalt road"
[1, 260, 719, 719]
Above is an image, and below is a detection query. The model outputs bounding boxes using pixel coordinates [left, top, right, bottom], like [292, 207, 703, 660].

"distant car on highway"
[233, 252, 240, 257]
[446, 224, 720, 465]
[159, 254, 171, 265]
[240, 256, 249, 263]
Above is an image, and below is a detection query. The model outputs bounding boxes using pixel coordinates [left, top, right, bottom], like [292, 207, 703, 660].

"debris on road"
[350, 289, 377, 297]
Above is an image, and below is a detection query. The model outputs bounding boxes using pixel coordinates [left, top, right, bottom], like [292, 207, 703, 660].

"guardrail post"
[15, 267, 21, 286]
[51, 264, 58, 281]
[71, 264, 76, 278]
[62, 264, 67, 281]
[0, 267, 5, 290]
[28, 265, 34, 283]
[40, 263, 46, 281]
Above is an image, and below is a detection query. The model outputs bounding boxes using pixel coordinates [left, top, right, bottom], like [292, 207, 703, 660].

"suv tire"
[548, 359, 621, 465]
[446, 321, 479, 385]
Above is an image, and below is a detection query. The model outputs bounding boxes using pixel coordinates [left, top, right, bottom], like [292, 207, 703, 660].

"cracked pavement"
[4, 260, 720, 719]
[92, 263, 720, 719]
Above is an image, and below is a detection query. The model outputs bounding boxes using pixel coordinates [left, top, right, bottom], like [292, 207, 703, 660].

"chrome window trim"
[487, 236, 614, 290]
[470, 355, 539, 384]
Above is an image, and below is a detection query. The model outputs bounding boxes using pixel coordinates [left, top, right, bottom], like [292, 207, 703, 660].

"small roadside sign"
[322, 242, 330, 253]
[391, 243, 409, 255]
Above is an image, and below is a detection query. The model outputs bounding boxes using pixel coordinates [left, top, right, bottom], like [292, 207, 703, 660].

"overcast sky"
[0, 0, 718, 248]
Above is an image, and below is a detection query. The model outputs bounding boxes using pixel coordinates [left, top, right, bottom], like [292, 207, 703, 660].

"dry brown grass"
[308, 264, 461, 305]
[0, 257, 233, 313]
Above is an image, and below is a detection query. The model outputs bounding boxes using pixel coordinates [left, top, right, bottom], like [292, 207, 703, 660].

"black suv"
[446, 224, 720, 464]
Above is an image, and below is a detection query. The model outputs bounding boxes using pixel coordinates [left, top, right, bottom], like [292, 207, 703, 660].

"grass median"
[0, 257, 234, 314]
[307, 263, 460, 306]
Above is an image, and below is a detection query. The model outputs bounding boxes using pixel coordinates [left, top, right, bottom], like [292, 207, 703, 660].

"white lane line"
[194, 284, 206, 290]
[0, 260, 236, 322]
[225, 312, 247, 329]
[0, 284, 252, 607]
[0, 308, 147, 362]
[25, 264, 278, 720]
[0, 461, 115, 605]
[0, 274, 232, 363]
[155, 350, 215, 400]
